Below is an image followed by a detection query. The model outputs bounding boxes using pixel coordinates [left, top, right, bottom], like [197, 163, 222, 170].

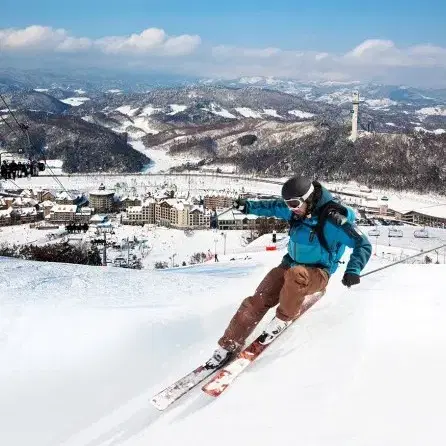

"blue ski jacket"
[244, 187, 372, 276]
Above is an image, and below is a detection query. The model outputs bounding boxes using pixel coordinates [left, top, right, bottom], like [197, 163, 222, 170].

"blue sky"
[2, 0, 445, 50]
[1, 0, 446, 86]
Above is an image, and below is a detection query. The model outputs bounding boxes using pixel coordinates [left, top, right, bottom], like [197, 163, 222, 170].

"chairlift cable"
[0, 93, 29, 138]
[1, 94, 71, 194]
[0, 114, 21, 139]
[7, 178, 21, 189]
[360, 242, 446, 278]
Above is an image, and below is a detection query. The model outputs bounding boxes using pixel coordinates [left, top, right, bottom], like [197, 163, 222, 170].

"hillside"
[0, 111, 151, 173]
[0, 77, 445, 183]
[231, 125, 446, 194]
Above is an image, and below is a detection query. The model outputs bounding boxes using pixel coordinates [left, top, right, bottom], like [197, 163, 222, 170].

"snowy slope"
[1, 248, 446, 446]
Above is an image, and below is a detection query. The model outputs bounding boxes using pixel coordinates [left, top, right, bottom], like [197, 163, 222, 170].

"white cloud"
[85, 26, 200, 56]
[347, 39, 395, 58]
[57, 37, 92, 52]
[212, 45, 281, 59]
[207, 39, 446, 85]
[0, 25, 201, 57]
[1, 26, 445, 86]
[344, 39, 446, 67]
[0, 25, 67, 51]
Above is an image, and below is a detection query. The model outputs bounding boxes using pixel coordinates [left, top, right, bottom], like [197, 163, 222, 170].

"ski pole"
[360, 242, 446, 278]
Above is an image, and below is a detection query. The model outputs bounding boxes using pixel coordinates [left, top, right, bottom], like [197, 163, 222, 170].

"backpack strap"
[312, 200, 348, 253]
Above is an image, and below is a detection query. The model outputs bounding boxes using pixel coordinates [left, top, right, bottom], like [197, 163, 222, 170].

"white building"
[217, 208, 259, 230]
[49, 204, 77, 223]
[188, 205, 212, 228]
[155, 199, 190, 228]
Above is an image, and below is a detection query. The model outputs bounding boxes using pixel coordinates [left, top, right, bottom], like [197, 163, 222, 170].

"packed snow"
[202, 103, 236, 119]
[416, 106, 446, 117]
[414, 126, 446, 135]
[60, 97, 91, 107]
[263, 108, 282, 118]
[168, 104, 188, 115]
[288, 109, 315, 118]
[1, 233, 446, 446]
[139, 105, 162, 117]
[129, 140, 201, 173]
[365, 98, 397, 109]
[115, 105, 140, 116]
[235, 107, 263, 118]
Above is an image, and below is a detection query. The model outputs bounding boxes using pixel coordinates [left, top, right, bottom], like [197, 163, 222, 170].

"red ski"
[202, 291, 325, 397]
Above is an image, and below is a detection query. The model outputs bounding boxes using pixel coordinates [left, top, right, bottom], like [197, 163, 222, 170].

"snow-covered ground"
[234, 107, 263, 118]
[9, 172, 446, 218]
[129, 140, 202, 173]
[288, 109, 315, 118]
[1, 239, 446, 446]
[416, 106, 446, 117]
[60, 97, 91, 107]
[168, 104, 188, 115]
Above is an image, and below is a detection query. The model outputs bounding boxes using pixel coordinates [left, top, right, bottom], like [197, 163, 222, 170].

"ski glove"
[342, 272, 360, 288]
[233, 197, 246, 212]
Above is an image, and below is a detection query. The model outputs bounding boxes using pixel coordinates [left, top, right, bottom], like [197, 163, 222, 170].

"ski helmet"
[281, 176, 314, 201]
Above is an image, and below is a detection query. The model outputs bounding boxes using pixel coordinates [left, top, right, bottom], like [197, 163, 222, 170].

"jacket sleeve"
[245, 199, 292, 220]
[330, 207, 372, 275]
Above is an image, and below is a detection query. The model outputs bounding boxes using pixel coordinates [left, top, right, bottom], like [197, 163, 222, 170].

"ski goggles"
[284, 183, 314, 210]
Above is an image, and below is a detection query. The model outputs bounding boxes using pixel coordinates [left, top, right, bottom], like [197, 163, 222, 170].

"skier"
[206, 176, 372, 368]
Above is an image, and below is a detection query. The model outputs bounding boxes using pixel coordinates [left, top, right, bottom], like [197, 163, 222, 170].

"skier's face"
[291, 202, 308, 217]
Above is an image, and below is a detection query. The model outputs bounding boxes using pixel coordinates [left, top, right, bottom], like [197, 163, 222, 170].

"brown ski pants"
[218, 265, 329, 351]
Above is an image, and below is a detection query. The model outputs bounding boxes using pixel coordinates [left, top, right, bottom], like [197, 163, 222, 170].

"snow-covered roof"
[0, 207, 12, 217]
[12, 206, 37, 216]
[160, 198, 190, 211]
[120, 195, 140, 201]
[89, 189, 115, 196]
[189, 205, 212, 215]
[40, 200, 55, 208]
[19, 189, 33, 198]
[12, 197, 38, 207]
[52, 205, 77, 213]
[404, 205, 446, 219]
[142, 198, 156, 205]
[217, 208, 258, 220]
[41, 189, 58, 196]
[90, 214, 108, 223]
[56, 191, 74, 201]
[386, 196, 446, 219]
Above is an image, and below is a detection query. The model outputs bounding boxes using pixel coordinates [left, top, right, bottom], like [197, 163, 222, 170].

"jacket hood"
[314, 185, 334, 211]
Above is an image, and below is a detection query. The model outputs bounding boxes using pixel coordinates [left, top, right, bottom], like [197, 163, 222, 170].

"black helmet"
[281, 176, 314, 201]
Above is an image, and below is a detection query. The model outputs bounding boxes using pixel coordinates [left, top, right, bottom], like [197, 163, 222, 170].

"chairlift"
[414, 228, 429, 238]
[368, 228, 380, 237]
[388, 228, 403, 238]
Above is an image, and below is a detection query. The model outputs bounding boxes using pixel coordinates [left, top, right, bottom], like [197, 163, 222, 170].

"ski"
[150, 361, 224, 411]
[202, 290, 325, 398]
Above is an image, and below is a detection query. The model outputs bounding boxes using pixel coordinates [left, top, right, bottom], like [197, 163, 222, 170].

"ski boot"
[258, 317, 291, 345]
[205, 346, 233, 370]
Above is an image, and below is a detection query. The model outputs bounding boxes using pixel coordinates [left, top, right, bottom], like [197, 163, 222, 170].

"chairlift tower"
[351, 91, 360, 142]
